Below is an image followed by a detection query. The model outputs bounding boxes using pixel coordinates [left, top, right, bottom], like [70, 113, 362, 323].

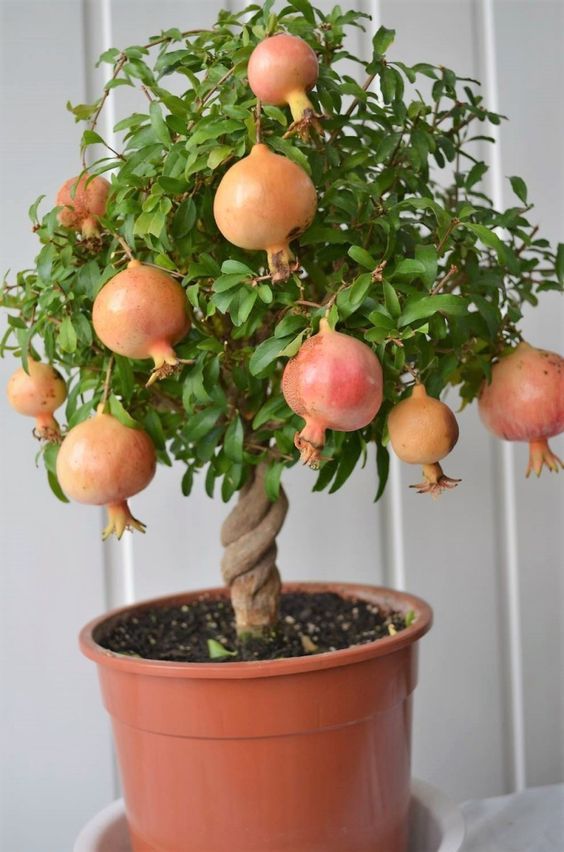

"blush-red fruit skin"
[478, 341, 563, 476]
[247, 33, 318, 106]
[282, 319, 383, 468]
[478, 342, 563, 442]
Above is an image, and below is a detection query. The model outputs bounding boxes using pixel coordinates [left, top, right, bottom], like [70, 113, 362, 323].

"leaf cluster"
[2, 1, 562, 503]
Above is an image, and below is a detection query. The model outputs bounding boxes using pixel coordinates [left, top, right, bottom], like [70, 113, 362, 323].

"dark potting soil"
[98, 592, 410, 663]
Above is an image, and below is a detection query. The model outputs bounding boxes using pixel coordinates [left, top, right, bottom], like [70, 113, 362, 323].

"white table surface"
[461, 784, 564, 852]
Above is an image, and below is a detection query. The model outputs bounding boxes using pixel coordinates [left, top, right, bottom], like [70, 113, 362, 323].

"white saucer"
[75, 778, 465, 852]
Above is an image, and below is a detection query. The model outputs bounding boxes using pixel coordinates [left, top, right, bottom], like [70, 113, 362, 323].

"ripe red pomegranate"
[92, 260, 190, 385]
[56, 408, 156, 539]
[248, 34, 320, 135]
[478, 341, 563, 476]
[213, 143, 317, 283]
[56, 173, 110, 238]
[282, 319, 383, 468]
[387, 383, 460, 495]
[6, 358, 67, 441]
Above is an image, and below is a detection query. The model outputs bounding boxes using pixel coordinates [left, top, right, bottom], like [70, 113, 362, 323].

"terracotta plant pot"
[80, 582, 432, 852]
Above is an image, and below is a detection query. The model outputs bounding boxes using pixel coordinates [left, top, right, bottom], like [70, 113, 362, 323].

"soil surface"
[98, 592, 411, 663]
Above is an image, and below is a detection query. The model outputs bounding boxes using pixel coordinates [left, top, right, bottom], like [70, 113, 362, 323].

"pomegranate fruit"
[478, 341, 563, 476]
[248, 34, 321, 136]
[387, 383, 460, 495]
[213, 143, 317, 283]
[282, 318, 383, 469]
[56, 407, 156, 539]
[6, 358, 67, 441]
[92, 260, 190, 385]
[56, 173, 110, 238]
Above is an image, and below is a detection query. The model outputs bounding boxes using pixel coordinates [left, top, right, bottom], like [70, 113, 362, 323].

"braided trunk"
[221, 463, 288, 636]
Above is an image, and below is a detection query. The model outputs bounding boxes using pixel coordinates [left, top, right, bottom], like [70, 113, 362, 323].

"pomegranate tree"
[1, 3, 562, 634]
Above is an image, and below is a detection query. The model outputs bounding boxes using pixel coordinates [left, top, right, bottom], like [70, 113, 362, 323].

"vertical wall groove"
[82, 0, 137, 613]
[475, 0, 527, 794]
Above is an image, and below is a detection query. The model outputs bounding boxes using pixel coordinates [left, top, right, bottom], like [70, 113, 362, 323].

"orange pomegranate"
[213, 143, 317, 283]
[56, 408, 156, 540]
[388, 383, 460, 495]
[92, 260, 190, 385]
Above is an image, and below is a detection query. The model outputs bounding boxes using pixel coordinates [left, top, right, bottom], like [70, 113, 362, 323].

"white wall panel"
[0, 0, 562, 847]
[0, 3, 115, 851]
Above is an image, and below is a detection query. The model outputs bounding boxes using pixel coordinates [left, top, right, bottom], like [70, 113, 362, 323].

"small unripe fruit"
[56, 174, 110, 238]
[388, 383, 461, 495]
[7, 358, 67, 442]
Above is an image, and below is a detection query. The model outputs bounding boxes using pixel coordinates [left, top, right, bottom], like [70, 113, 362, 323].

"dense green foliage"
[2, 0, 562, 505]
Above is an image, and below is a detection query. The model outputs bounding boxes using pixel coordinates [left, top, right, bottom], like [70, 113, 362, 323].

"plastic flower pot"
[80, 582, 433, 852]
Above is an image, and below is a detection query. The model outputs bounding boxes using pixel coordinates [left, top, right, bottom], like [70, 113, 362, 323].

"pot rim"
[79, 581, 433, 680]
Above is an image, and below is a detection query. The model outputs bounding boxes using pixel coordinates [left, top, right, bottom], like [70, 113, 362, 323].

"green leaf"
[383, 282, 401, 318]
[207, 145, 232, 170]
[509, 175, 527, 204]
[264, 461, 284, 501]
[279, 331, 305, 357]
[47, 470, 70, 503]
[185, 407, 222, 442]
[149, 101, 171, 145]
[556, 243, 564, 285]
[28, 195, 45, 224]
[465, 161, 488, 189]
[330, 434, 362, 493]
[108, 395, 140, 429]
[229, 287, 257, 326]
[414, 245, 438, 289]
[171, 198, 196, 238]
[392, 259, 426, 279]
[249, 336, 293, 376]
[374, 444, 389, 503]
[286, 0, 315, 24]
[348, 245, 376, 270]
[372, 26, 395, 56]
[207, 638, 237, 660]
[221, 260, 255, 276]
[253, 395, 289, 430]
[399, 295, 468, 326]
[224, 416, 244, 462]
[58, 317, 77, 353]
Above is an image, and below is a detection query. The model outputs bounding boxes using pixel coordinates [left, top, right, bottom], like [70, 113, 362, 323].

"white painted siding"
[0, 1, 562, 849]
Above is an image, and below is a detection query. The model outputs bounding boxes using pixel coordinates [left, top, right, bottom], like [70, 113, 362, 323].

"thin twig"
[255, 98, 262, 144]
[108, 232, 135, 262]
[436, 218, 460, 255]
[431, 263, 458, 295]
[100, 356, 114, 411]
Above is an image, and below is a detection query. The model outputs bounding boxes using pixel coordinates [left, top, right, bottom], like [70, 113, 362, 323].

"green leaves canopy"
[2, 2, 561, 505]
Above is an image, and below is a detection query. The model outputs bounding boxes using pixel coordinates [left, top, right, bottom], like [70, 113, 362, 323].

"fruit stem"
[147, 342, 181, 386]
[81, 216, 99, 239]
[287, 89, 316, 124]
[103, 501, 146, 541]
[526, 438, 563, 477]
[33, 412, 62, 443]
[267, 243, 295, 284]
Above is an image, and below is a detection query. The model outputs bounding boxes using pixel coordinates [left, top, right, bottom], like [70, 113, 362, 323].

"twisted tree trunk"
[221, 463, 288, 636]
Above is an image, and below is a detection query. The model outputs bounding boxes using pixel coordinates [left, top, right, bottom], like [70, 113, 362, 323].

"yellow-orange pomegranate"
[282, 319, 383, 469]
[56, 173, 110, 238]
[388, 383, 460, 495]
[248, 34, 320, 135]
[92, 260, 190, 385]
[6, 358, 67, 441]
[478, 341, 563, 476]
[213, 143, 317, 283]
[56, 408, 156, 540]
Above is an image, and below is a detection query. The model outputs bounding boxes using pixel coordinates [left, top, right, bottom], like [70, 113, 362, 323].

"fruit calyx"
[409, 462, 462, 496]
[526, 437, 563, 477]
[103, 500, 147, 541]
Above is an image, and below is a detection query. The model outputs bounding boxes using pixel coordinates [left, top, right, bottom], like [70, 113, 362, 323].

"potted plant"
[2, 1, 562, 850]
